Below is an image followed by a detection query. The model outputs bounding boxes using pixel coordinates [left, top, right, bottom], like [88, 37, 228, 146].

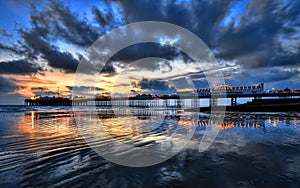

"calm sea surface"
[0, 106, 300, 187]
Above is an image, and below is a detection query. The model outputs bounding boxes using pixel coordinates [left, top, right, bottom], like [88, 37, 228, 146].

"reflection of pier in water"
[95, 108, 298, 125]
[193, 118, 267, 131]
[23, 108, 298, 131]
[96, 108, 183, 119]
[193, 113, 298, 130]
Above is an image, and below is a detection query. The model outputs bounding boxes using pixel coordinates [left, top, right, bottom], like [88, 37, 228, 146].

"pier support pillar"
[181, 99, 185, 108]
[191, 98, 198, 108]
[254, 96, 262, 100]
[210, 97, 217, 107]
[231, 97, 237, 106]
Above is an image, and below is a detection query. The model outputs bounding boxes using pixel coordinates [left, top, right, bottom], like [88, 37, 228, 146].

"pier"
[24, 92, 300, 109]
[24, 83, 300, 111]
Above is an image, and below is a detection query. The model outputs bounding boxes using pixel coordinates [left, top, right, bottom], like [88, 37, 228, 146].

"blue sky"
[0, 0, 299, 104]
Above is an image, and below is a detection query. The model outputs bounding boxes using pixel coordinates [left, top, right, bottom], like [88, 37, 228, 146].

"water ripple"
[0, 109, 299, 187]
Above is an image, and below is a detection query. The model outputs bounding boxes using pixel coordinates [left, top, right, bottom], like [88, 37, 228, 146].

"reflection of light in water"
[273, 120, 277, 127]
[96, 113, 297, 131]
[265, 115, 300, 128]
[31, 111, 34, 129]
[101, 118, 137, 142]
[194, 119, 265, 130]
[215, 123, 234, 130]
[18, 111, 76, 136]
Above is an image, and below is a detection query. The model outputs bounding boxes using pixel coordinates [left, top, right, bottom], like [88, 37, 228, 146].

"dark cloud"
[270, 53, 300, 67]
[169, 77, 191, 90]
[244, 68, 299, 83]
[192, 79, 210, 89]
[125, 57, 173, 73]
[0, 76, 18, 93]
[101, 62, 116, 74]
[66, 86, 104, 91]
[0, 1, 84, 74]
[33, 91, 58, 96]
[19, 29, 80, 73]
[114, 0, 300, 87]
[168, 76, 210, 90]
[223, 67, 300, 90]
[0, 0, 299, 89]
[0, 43, 25, 55]
[92, 6, 113, 26]
[134, 78, 177, 95]
[113, 0, 232, 46]
[107, 43, 193, 74]
[216, 0, 300, 70]
[29, 0, 100, 47]
[0, 29, 13, 37]
[137, 78, 174, 91]
[30, 87, 59, 96]
[0, 0, 124, 74]
[109, 43, 192, 64]
[31, 87, 48, 91]
[26, 0, 123, 47]
[66, 85, 105, 96]
[0, 59, 43, 75]
[113, 83, 130, 87]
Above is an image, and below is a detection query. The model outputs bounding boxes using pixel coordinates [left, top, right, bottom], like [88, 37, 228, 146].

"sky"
[0, 0, 299, 104]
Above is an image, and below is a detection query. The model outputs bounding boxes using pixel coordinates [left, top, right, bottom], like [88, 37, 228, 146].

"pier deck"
[25, 93, 300, 110]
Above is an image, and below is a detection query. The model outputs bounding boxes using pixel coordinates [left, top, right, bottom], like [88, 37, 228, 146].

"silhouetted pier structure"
[24, 92, 300, 109]
[25, 83, 300, 111]
[24, 96, 72, 106]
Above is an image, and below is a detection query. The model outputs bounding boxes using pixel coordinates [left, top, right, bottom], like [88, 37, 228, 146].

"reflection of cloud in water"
[1, 109, 300, 186]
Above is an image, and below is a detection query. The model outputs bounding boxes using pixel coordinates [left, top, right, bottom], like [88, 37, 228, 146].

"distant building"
[178, 83, 264, 96]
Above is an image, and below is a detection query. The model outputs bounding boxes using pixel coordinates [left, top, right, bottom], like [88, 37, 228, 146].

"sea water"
[0, 106, 300, 187]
